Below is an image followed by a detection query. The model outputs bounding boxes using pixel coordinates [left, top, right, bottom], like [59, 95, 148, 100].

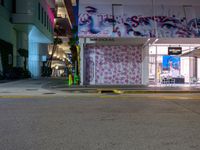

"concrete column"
[12, 29, 17, 67]
[16, 31, 28, 68]
[142, 45, 149, 85]
[16, 31, 23, 67]
[80, 38, 86, 85]
[28, 42, 40, 78]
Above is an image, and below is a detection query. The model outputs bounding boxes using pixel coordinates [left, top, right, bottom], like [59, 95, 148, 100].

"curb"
[123, 90, 200, 94]
[70, 89, 200, 94]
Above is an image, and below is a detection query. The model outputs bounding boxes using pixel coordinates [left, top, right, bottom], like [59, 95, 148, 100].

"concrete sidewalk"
[43, 78, 200, 94]
[0, 78, 57, 96]
[0, 78, 200, 96]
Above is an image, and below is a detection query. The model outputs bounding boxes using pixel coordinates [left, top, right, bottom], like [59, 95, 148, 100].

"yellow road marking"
[98, 95, 200, 100]
[160, 96, 200, 100]
[0, 95, 34, 99]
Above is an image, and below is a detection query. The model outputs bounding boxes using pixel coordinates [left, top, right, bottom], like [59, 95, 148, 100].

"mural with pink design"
[85, 45, 142, 85]
[79, 5, 200, 38]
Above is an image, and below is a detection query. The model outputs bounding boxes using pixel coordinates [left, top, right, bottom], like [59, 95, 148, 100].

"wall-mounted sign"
[90, 38, 115, 42]
[168, 47, 182, 55]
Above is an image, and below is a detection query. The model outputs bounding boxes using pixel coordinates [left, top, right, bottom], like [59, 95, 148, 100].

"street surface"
[0, 93, 200, 150]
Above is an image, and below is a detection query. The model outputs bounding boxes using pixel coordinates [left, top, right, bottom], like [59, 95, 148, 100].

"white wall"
[181, 57, 196, 83]
[180, 57, 190, 82]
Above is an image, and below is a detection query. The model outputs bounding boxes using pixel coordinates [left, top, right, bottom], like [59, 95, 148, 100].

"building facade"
[78, 0, 200, 85]
[0, 0, 54, 78]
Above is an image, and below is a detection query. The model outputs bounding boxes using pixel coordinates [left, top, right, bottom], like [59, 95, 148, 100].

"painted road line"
[160, 96, 200, 100]
[98, 95, 200, 100]
[0, 95, 34, 99]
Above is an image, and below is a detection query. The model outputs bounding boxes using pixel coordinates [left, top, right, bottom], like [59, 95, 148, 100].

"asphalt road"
[0, 94, 200, 150]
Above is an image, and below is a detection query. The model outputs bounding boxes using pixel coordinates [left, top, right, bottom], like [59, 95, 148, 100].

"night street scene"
[1, 0, 200, 150]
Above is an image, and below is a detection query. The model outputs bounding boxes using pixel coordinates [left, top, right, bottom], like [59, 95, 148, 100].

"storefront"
[148, 39, 200, 85]
[78, 0, 200, 86]
[80, 38, 200, 86]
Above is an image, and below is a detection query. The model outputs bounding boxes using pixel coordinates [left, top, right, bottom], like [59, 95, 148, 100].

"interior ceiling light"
[71, 0, 76, 6]
[56, 0, 72, 28]
[152, 38, 159, 45]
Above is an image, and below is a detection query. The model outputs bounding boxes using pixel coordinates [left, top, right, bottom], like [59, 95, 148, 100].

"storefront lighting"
[152, 38, 159, 45]
[48, 49, 52, 55]
[143, 38, 151, 47]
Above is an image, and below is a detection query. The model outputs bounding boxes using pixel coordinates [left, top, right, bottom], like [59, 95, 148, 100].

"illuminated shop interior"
[148, 38, 200, 85]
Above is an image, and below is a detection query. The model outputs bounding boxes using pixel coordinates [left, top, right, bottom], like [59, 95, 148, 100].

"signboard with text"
[168, 47, 182, 55]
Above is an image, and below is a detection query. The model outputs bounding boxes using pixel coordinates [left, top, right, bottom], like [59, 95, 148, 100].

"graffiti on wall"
[85, 45, 142, 85]
[79, 6, 200, 38]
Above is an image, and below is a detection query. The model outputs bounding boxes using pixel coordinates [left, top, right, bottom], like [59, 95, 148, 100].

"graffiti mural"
[85, 45, 142, 85]
[79, 5, 200, 38]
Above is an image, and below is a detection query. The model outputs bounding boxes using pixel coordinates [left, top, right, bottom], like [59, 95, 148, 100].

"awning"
[181, 48, 200, 57]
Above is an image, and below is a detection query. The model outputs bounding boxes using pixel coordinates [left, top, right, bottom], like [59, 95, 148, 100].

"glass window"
[157, 46, 168, 55]
[44, 12, 46, 26]
[8, 54, 12, 65]
[42, 8, 44, 24]
[38, 3, 40, 20]
[12, 0, 16, 13]
[47, 17, 49, 29]
[0, 0, 4, 6]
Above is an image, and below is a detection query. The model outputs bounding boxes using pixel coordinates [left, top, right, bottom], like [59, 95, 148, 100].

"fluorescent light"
[152, 38, 159, 45]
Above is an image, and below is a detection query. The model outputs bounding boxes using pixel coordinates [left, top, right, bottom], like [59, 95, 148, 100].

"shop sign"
[90, 38, 115, 42]
[168, 47, 182, 55]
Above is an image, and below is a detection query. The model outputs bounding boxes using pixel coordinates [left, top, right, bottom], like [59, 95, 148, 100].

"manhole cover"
[43, 92, 56, 95]
[26, 89, 38, 91]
